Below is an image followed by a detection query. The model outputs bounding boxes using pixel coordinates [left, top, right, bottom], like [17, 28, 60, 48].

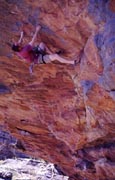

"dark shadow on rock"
[0, 84, 11, 94]
[0, 129, 28, 160]
[0, 172, 12, 180]
[54, 164, 66, 176]
[5, 0, 23, 5]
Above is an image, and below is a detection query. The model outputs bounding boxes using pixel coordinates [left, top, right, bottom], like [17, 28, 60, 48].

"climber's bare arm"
[17, 31, 24, 45]
[29, 25, 41, 46]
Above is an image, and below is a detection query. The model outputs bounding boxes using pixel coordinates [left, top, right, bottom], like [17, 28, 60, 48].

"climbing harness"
[32, 46, 46, 64]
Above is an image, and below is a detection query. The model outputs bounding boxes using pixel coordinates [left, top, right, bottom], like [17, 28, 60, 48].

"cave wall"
[0, 0, 115, 179]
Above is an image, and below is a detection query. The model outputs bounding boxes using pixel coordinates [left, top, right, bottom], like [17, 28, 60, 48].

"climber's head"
[12, 43, 22, 52]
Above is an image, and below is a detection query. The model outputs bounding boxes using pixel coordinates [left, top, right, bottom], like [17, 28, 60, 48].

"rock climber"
[12, 25, 76, 74]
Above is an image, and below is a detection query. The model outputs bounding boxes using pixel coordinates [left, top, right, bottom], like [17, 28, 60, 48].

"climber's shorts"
[43, 55, 52, 63]
[37, 54, 52, 64]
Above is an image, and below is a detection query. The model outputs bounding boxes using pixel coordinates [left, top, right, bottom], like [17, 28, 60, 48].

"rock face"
[0, 0, 115, 179]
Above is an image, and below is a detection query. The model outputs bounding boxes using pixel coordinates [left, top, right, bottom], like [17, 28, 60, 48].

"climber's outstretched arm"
[29, 25, 41, 46]
[17, 31, 24, 45]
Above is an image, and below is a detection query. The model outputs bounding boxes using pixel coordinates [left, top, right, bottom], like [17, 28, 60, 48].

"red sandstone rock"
[0, 0, 115, 179]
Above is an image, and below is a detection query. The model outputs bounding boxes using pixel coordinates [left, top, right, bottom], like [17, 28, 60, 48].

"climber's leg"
[38, 42, 53, 54]
[43, 54, 74, 64]
[38, 42, 46, 51]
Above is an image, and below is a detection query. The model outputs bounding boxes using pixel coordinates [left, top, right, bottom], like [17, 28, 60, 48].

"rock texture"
[0, 0, 115, 179]
[0, 158, 68, 180]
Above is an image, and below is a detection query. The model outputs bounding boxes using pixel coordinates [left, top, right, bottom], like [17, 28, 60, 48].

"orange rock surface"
[0, 0, 115, 179]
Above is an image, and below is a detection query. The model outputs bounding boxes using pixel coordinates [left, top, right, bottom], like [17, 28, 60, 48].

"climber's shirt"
[17, 44, 35, 63]
[17, 44, 48, 64]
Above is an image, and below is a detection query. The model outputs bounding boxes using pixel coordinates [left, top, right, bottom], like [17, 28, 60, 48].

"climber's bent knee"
[39, 42, 46, 50]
